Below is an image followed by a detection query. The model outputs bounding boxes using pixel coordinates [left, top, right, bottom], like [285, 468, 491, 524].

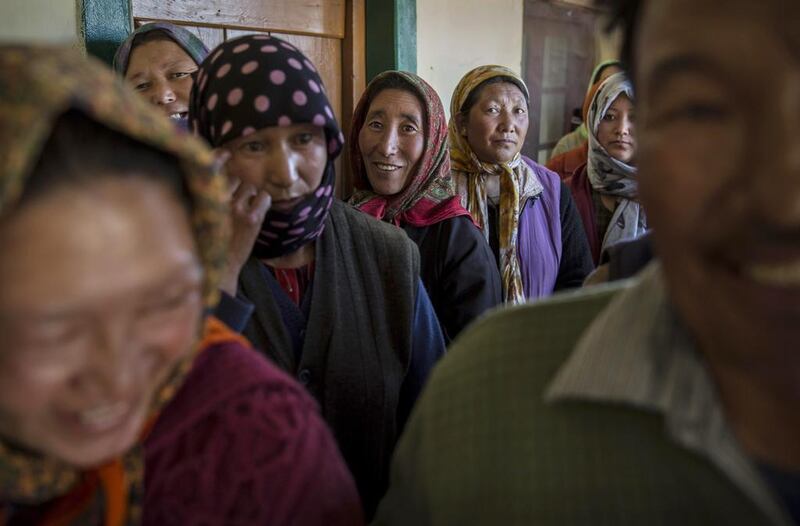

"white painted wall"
[0, 0, 82, 47]
[417, 0, 524, 118]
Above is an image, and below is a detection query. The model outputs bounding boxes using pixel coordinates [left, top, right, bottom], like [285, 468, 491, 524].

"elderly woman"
[114, 23, 209, 129]
[191, 37, 445, 518]
[449, 65, 593, 304]
[0, 47, 362, 525]
[565, 72, 646, 265]
[348, 71, 501, 342]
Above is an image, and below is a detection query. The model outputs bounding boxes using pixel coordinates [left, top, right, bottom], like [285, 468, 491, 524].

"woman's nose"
[377, 128, 399, 157]
[497, 112, 515, 133]
[151, 79, 176, 106]
[267, 148, 301, 189]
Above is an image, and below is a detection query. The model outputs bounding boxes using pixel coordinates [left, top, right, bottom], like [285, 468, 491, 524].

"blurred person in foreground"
[373, 0, 800, 523]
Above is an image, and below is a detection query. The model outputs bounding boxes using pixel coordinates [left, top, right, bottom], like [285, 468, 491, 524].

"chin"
[50, 404, 149, 468]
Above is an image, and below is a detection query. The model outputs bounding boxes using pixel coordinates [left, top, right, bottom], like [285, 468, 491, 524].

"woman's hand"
[217, 152, 272, 296]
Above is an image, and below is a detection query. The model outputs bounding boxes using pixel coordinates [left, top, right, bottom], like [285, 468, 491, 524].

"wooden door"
[522, 0, 599, 164]
[132, 0, 365, 196]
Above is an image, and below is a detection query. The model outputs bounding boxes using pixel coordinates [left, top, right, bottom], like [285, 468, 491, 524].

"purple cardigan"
[518, 157, 563, 299]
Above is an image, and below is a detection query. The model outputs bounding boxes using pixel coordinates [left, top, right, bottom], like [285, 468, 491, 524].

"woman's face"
[459, 81, 529, 164]
[0, 177, 203, 468]
[358, 88, 425, 196]
[223, 124, 328, 212]
[125, 39, 197, 122]
[597, 94, 636, 164]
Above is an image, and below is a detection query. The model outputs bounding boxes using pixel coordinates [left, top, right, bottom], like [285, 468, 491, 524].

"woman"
[114, 23, 209, 130]
[449, 65, 593, 304]
[190, 36, 446, 518]
[0, 46, 362, 525]
[549, 60, 623, 159]
[348, 71, 501, 342]
[565, 72, 646, 265]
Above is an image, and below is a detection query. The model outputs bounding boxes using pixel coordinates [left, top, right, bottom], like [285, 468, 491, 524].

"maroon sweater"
[143, 332, 364, 526]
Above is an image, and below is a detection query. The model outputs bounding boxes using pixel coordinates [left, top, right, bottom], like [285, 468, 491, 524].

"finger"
[227, 175, 241, 197]
[212, 148, 231, 171]
[232, 183, 258, 213]
[249, 191, 272, 222]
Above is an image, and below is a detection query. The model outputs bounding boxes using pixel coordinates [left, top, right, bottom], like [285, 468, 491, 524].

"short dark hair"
[598, 0, 644, 84]
[22, 109, 188, 209]
[459, 75, 528, 115]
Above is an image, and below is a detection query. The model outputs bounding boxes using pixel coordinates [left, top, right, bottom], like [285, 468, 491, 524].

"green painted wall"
[83, 0, 132, 65]
[366, 0, 416, 80]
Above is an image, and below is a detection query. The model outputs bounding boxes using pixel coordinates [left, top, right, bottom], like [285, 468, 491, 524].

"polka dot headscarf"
[190, 35, 344, 258]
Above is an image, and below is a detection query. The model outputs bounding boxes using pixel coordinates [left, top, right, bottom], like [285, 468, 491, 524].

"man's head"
[607, 0, 800, 359]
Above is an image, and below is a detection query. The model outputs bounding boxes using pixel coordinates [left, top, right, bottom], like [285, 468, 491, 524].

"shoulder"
[332, 199, 416, 248]
[522, 155, 560, 184]
[330, 200, 420, 276]
[145, 341, 363, 524]
[423, 284, 624, 404]
[147, 338, 315, 451]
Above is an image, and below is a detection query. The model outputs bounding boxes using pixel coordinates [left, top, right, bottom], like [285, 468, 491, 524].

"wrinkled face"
[223, 124, 327, 212]
[358, 88, 425, 196]
[636, 0, 800, 358]
[596, 94, 636, 164]
[125, 39, 197, 122]
[0, 177, 203, 468]
[459, 82, 529, 164]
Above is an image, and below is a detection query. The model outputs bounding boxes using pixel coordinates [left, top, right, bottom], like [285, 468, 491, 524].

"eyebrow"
[645, 54, 728, 98]
[127, 60, 197, 80]
[365, 109, 421, 125]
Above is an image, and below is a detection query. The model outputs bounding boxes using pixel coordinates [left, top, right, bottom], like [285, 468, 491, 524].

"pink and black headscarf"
[190, 35, 344, 259]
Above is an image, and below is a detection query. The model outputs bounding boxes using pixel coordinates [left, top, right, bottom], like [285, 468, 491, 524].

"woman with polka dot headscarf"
[190, 35, 446, 518]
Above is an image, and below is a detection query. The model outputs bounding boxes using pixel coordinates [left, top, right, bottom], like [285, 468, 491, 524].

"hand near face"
[217, 150, 272, 296]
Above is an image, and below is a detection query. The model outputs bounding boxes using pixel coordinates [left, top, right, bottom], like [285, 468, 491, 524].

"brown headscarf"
[0, 46, 229, 525]
[348, 71, 472, 227]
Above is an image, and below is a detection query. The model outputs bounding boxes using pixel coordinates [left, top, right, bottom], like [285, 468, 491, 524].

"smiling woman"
[348, 71, 502, 342]
[0, 46, 362, 525]
[113, 23, 210, 129]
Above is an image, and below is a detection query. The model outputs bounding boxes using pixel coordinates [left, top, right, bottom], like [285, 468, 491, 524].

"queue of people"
[1, 0, 798, 523]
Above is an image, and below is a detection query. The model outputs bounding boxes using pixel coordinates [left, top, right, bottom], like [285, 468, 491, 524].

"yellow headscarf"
[448, 65, 543, 305]
[0, 45, 229, 525]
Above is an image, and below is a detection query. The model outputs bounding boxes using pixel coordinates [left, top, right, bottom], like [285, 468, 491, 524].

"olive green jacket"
[373, 264, 792, 526]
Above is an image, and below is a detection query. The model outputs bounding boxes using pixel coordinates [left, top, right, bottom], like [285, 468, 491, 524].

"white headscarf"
[586, 72, 647, 252]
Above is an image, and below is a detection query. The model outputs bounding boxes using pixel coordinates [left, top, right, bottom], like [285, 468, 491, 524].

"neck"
[261, 242, 315, 269]
[708, 358, 800, 470]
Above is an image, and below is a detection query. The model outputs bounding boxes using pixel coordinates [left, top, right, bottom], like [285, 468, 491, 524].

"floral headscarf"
[586, 72, 647, 253]
[190, 35, 343, 260]
[448, 65, 542, 305]
[112, 22, 210, 75]
[348, 71, 472, 227]
[0, 45, 229, 525]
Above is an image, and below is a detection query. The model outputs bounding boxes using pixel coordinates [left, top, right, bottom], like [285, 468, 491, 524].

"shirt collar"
[545, 262, 791, 526]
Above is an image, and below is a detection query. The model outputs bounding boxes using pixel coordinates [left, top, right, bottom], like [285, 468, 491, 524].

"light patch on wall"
[417, 0, 524, 118]
[0, 0, 81, 46]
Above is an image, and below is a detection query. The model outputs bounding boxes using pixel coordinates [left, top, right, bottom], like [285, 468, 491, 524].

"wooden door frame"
[82, 0, 416, 87]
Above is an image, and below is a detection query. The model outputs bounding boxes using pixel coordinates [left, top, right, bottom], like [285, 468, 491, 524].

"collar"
[545, 263, 792, 526]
